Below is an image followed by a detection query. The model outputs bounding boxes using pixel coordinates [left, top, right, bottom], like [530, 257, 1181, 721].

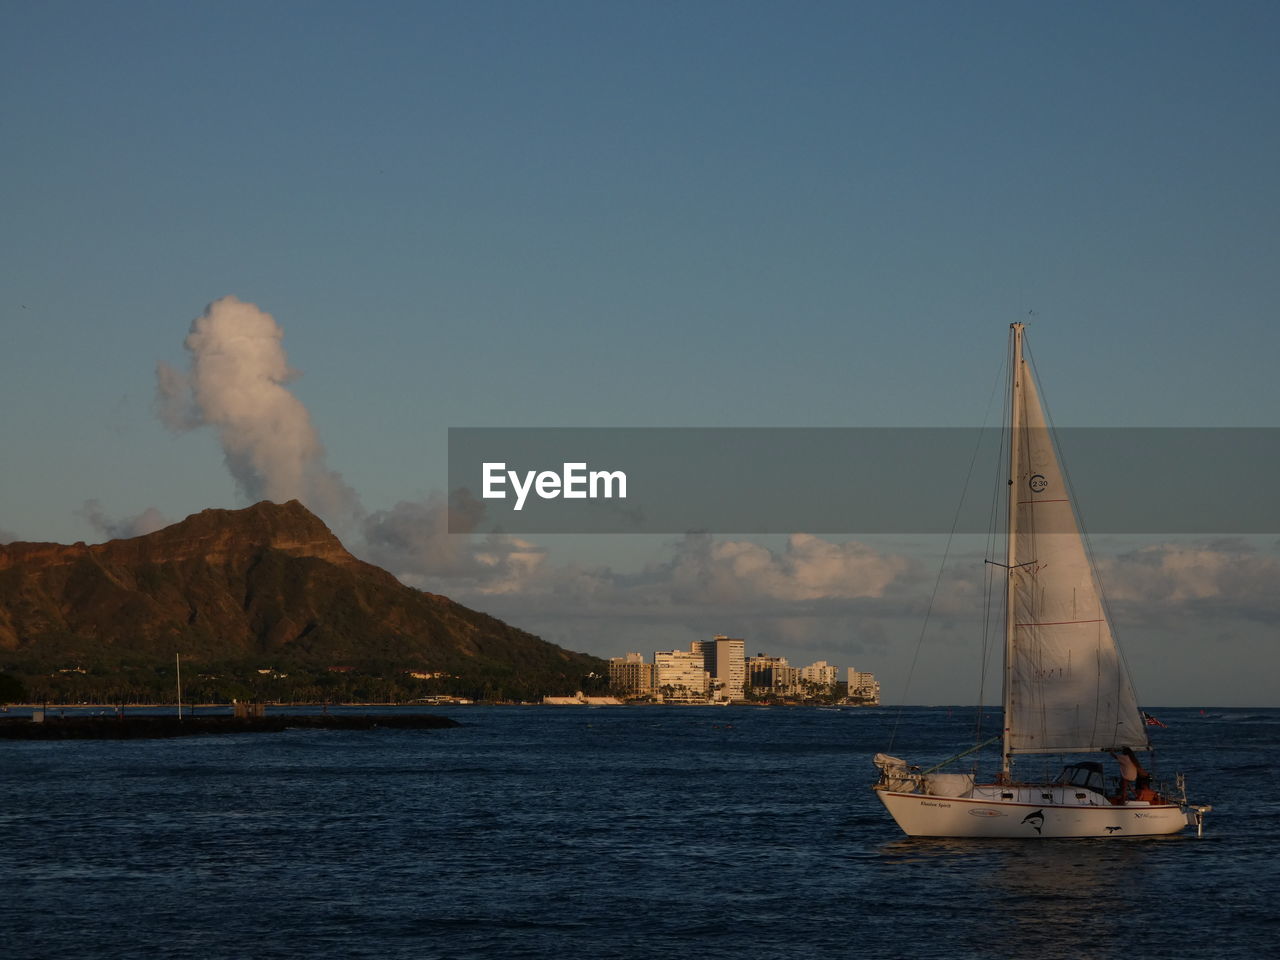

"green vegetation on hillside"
[0, 500, 606, 703]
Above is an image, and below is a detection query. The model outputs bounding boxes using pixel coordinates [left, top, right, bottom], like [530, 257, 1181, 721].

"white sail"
[1006, 361, 1148, 754]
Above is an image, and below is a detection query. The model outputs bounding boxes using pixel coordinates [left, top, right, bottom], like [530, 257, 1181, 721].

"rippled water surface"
[2, 705, 1274, 959]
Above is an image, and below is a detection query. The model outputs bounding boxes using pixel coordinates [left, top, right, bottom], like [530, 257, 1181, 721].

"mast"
[1002, 322, 1024, 777]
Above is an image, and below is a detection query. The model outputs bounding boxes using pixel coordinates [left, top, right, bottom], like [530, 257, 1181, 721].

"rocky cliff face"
[0, 500, 361, 574]
[0, 501, 598, 685]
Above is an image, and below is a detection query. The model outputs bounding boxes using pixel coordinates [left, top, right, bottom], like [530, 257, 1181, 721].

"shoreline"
[0, 713, 460, 740]
[2, 699, 881, 711]
[0, 703, 880, 715]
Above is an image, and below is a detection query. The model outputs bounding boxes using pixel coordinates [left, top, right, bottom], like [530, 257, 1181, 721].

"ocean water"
[1, 705, 1274, 959]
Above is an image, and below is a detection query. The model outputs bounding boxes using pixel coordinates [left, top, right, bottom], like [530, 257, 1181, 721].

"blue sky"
[3, 1, 1278, 704]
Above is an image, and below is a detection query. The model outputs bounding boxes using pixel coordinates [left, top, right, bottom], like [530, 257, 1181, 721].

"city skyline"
[606, 640, 879, 705]
[3, 2, 1278, 706]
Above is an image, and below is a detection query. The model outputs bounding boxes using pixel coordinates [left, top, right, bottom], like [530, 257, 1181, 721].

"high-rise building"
[608, 652, 654, 697]
[693, 635, 746, 701]
[746, 655, 799, 696]
[653, 649, 709, 701]
[847, 668, 881, 705]
[800, 660, 839, 690]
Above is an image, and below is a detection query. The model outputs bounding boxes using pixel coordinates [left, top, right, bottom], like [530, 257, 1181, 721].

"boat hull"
[875, 788, 1189, 838]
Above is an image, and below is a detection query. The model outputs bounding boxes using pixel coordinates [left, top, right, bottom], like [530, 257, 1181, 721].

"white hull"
[875, 786, 1189, 839]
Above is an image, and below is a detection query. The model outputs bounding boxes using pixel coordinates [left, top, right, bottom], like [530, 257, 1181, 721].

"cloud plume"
[156, 296, 358, 521]
[76, 500, 169, 541]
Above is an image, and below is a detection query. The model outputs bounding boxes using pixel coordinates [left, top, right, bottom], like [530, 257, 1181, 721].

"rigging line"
[1025, 339, 1144, 740]
[977, 349, 1010, 741]
[983, 329, 1017, 747]
[918, 735, 1002, 775]
[977, 555, 999, 740]
[888, 345, 1007, 754]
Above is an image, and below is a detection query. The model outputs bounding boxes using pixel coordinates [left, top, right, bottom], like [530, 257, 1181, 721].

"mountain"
[0, 500, 603, 700]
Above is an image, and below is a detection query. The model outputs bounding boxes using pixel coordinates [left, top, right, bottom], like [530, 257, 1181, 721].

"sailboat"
[873, 322, 1210, 838]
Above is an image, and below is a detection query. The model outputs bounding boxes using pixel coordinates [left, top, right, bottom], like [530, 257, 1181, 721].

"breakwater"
[0, 713, 459, 740]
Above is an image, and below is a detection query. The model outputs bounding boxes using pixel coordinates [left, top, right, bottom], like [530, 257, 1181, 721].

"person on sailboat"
[1135, 772, 1159, 803]
[1109, 746, 1145, 802]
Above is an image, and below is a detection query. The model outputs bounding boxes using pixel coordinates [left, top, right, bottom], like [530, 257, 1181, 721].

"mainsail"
[1004, 332, 1149, 756]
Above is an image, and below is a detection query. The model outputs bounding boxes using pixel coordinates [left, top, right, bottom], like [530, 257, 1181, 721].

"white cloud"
[660, 533, 909, 604]
[156, 296, 358, 522]
[1100, 539, 1280, 622]
[373, 529, 913, 626]
[360, 496, 548, 595]
[76, 500, 170, 541]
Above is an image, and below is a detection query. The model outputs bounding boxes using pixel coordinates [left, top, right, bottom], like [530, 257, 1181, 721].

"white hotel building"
[847, 668, 881, 705]
[653, 649, 709, 701]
